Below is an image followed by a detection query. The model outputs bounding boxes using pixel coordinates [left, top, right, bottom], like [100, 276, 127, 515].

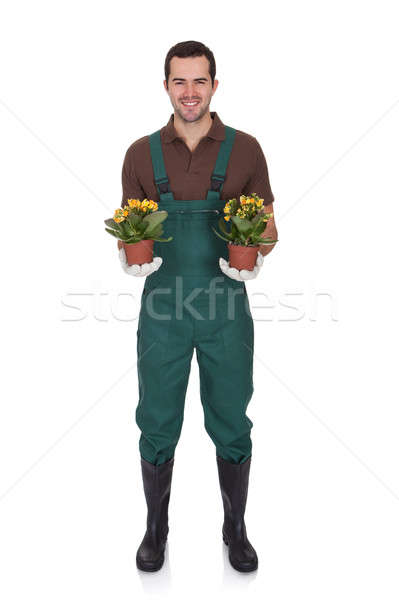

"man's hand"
[118, 246, 163, 277]
[219, 251, 264, 281]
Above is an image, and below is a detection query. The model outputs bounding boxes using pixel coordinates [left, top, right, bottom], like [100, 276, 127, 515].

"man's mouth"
[182, 101, 200, 107]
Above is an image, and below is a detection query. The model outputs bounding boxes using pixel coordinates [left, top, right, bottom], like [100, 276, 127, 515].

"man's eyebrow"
[171, 77, 208, 82]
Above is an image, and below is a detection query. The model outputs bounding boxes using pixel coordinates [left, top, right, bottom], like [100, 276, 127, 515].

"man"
[117, 41, 278, 573]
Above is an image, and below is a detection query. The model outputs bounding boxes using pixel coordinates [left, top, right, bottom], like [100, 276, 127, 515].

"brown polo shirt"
[121, 111, 275, 207]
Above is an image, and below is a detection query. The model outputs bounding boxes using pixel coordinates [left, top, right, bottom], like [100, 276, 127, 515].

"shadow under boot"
[216, 455, 258, 572]
[136, 456, 174, 572]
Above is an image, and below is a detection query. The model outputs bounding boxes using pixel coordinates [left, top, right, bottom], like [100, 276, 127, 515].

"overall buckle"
[210, 174, 225, 191]
[157, 178, 170, 194]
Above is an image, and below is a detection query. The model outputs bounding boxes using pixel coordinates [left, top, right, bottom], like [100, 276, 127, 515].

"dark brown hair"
[164, 41, 216, 88]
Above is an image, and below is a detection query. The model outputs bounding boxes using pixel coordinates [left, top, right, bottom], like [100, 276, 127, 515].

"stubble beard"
[174, 97, 211, 124]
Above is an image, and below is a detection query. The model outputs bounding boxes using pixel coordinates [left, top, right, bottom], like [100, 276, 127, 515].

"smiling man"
[118, 40, 278, 573]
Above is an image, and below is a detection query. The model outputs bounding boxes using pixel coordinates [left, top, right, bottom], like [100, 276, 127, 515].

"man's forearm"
[259, 203, 278, 257]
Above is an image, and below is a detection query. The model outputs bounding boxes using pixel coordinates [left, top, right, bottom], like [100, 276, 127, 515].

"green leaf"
[231, 222, 239, 235]
[105, 227, 122, 239]
[217, 217, 233, 240]
[152, 236, 173, 242]
[120, 220, 134, 237]
[257, 237, 278, 245]
[124, 236, 143, 244]
[140, 220, 150, 231]
[231, 216, 253, 236]
[251, 212, 266, 230]
[212, 226, 232, 243]
[250, 223, 266, 241]
[104, 218, 120, 231]
[127, 213, 142, 226]
[251, 212, 265, 224]
[135, 221, 149, 235]
[142, 210, 168, 235]
[229, 198, 239, 213]
[143, 225, 164, 239]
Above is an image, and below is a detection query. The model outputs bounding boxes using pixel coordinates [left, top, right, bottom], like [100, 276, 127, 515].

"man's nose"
[184, 84, 196, 96]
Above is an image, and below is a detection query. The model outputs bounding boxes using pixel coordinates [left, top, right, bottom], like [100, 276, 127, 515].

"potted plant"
[104, 198, 172, 265]
[212, 193, 278, 271]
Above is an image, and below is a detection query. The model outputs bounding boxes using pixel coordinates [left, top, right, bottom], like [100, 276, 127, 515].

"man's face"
[164, 55, 218, 123]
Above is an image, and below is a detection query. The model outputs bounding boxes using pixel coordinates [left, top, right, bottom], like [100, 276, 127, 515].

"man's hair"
[164, 40, 216, 89]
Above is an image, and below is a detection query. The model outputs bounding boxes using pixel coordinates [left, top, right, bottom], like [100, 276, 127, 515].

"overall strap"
[206, 125, 236, 202]
[149, 124, 236, 202]
[149, 130, 174, 201]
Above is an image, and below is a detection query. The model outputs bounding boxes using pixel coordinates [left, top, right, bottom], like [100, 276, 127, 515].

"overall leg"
[194, 288, 254, 464]
[136, 287, 194, 465]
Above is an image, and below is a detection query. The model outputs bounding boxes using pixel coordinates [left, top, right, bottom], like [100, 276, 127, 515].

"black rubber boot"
[136, 456, 174, 572]
[216, 455, 258, 572]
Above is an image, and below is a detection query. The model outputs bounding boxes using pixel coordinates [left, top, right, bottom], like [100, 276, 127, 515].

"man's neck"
[173, 110, 213, 152]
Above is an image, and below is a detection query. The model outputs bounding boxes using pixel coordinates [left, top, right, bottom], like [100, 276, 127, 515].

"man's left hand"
[219, 251, 264, 281]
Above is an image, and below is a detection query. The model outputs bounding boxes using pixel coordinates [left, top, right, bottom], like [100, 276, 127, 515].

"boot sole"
[223, 534, 258, 572]
[136, 554, 165, 572]
[136, 540, 166, 572]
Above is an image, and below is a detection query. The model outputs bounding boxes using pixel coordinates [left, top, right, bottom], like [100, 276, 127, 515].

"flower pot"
[228, 242, 259, 271]
[123, 239, 154, 266]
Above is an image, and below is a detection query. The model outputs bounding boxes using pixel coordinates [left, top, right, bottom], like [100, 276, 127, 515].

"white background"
[1, 0, 398, 597]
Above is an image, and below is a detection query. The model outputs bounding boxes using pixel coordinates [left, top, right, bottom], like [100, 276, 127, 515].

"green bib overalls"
[136, 125, 255, 466]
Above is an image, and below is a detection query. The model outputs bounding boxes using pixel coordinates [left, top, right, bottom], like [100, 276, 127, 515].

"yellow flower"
[127, 198, 140, 208]
[224, 206, 230, 213]
[113, 208, 125, 222]
[142, 199, 149, 207]
[122, 209, 129, 217]
[224, 215, 230, 221]
[113, 209, 125, 223]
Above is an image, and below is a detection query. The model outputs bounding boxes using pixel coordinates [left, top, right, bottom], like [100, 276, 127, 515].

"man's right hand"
[118, 244, 163, 277]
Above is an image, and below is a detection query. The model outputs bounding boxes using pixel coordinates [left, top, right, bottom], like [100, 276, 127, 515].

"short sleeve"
[121, 146, 145, 207]
[242, 138, 275, 205]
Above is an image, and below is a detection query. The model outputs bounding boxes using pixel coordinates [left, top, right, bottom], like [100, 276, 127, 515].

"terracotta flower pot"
[123, 239, 154, 266]
[228, 242, 259, 271]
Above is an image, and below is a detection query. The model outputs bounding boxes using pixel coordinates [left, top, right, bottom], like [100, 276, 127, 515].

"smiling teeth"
[183, 102, 198, 105]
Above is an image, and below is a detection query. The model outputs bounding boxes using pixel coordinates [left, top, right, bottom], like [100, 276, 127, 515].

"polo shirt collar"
[162, 111, 225, 143]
